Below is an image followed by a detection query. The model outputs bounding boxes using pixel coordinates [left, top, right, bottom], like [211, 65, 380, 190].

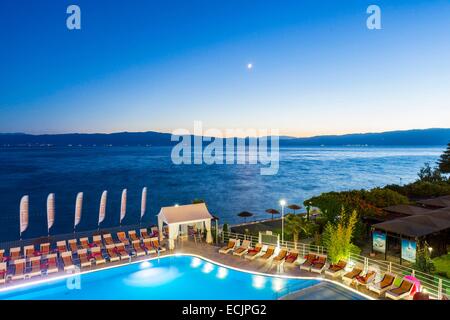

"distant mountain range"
[0, 128, 449, 147]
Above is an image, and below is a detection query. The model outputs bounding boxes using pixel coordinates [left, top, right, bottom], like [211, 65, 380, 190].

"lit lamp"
[279, 199, 286, 243]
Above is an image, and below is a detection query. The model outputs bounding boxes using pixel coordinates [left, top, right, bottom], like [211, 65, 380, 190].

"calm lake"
[0, 146, 444, 241]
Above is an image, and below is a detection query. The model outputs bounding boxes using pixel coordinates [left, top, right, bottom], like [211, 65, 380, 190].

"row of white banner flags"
[19, 187, 147, 238]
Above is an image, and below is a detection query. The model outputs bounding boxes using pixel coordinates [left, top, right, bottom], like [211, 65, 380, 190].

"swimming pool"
[0, 255, 366, 300]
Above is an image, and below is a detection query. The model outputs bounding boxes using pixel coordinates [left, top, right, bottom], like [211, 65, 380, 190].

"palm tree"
[284, 214, 310, 247]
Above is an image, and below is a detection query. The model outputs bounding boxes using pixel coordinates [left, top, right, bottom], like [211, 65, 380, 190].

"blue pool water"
[0, 255, 363, 300]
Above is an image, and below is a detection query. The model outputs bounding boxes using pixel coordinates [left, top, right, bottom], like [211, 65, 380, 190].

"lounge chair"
[342, 266, 363, 285]
[117, 232, 130, 246]
[233, 240, 250, 256]
[103, 234, 114, 245]
[151, 237, 166, 252]
[325, 260, 347, 278]
[11, 259, 26, 280]
[24, 245, 35, 259]
[244, 243, 263, 260]
[219, 239, 238, 254]
[0, 262, 7, 284]
[355, 270, 377, 288]
[300, 253, 317, 271]
[79, 237, 90, 249]
[140, 228, 150, 239]
[106, 244, 120, 262]
[129, 230, 139, 242]
[132, 240, 146, 257]
[23, 245, 36, 259]
[61, 251, 76, 271]
[385, 278, 415, 300]
[68, 239, 78, 252]
[46, 254, 59, 274]
[9, 247, 21, 261]
[272, 248, 288, 265]
[91, 247, 106, 265]
[259, 246, 276, 260]
[77, 249, 92, 268]
[142, 239, 156, 255]
[310, 255, 327, 273]
[27, 256, 42, 278]
[116, 243, 130, 260]
[57, 241, 68, 253]
[40, 243, 50, 257]
[150, 226, 159, 237]
[284, 250, 300, 265]
[368, 272, 396, 296]
[93, 235, 103, 247]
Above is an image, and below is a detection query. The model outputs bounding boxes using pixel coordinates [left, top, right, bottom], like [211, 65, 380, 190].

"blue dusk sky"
[0, 0, 449, 136]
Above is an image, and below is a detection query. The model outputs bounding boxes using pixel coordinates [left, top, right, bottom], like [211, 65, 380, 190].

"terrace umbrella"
[265, 209, 280, 220]
[237, 211, 253, 223]
[288, 204, 302, 214]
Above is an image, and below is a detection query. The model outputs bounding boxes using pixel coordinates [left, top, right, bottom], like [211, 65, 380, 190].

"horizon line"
[1, 127, 449, 139]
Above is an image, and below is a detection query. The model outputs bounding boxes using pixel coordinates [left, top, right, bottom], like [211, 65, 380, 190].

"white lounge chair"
[142, 238, 156, 254]
[0, 262, 7, 284]
[233, 240, 250, 256]
[77, 249, 92, 268]
[219, 239, 238, 254]
[244, 243, 263, 260]
[368, 272, 396, 296]
[115, 243, 130, 260]
[11, 259, 26, 280]
[325, 260, 347, 278]
[24, 245, 36, 259]
[150, 237, 166, 252]
[342, 266, 363, 286]
[258, 246, 276, 261]
[91, 247, 106, 265]
[57, 240, 68, 253]
[106, 244, 120, 262]
[385, 278, 415, 300]
[61, 251, 76, 272]
[27, 256, 42, 278]
[132, 240, 146, 257]
[310, 254, 327, 273]
[46, 253, 59, 274]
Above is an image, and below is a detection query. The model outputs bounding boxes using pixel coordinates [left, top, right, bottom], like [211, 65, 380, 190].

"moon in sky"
[247, 63, 253, 70]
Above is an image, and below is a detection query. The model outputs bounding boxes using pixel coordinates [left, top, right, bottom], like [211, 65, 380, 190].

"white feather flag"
[98, 190, 107, 226]
[19, 195, 29, 236]
[120, 189, 127, 224]
[74, 192, 83, 229]
[47, 193, 55, 232]
[141, 187, 147, 220]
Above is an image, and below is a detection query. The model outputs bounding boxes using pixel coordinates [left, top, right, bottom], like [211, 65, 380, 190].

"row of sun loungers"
[0, 228, 165, 284]
[219, 238, 417, 300]
[219, 239, 299, 266]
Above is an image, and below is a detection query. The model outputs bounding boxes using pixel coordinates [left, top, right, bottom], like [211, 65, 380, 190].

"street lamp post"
[279, 199, 286, 243]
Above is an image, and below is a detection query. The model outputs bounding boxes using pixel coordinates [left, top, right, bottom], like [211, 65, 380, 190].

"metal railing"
[348, 252, 449, 299]
[221, 230, 449, 299]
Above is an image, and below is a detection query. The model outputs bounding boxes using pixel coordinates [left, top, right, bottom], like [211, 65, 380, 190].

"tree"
[284, 214, 310, 245]
[192, 199, 205, 204]
[322, 209, 359, 264]
[438, 143, 450, 174]
[418, 163, 443, 183]
[413, 243, 435, 273]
